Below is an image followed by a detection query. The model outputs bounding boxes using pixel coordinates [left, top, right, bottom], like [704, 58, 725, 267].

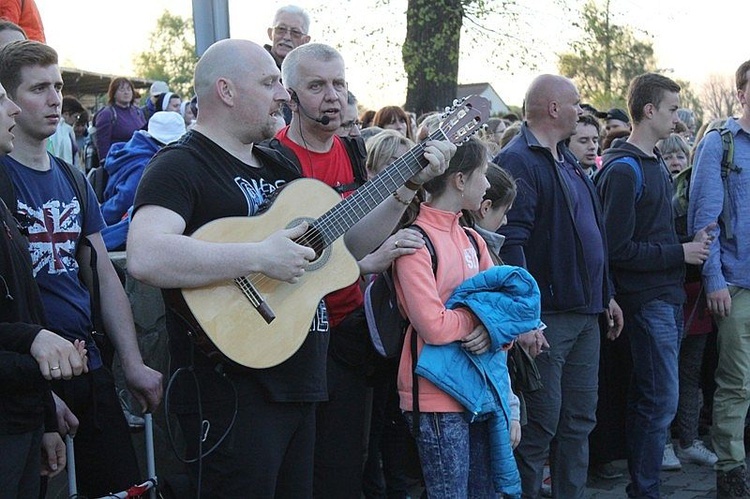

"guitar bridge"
[235, 276, 276, 324]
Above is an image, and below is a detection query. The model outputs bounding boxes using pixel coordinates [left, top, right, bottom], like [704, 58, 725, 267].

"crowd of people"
[1, 2, 750, 499]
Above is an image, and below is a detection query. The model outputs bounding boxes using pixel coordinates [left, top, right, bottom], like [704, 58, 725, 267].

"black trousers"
[0, 427, 43, 499]
[177, 375, 317, 499]
[314, 353, 369, 498]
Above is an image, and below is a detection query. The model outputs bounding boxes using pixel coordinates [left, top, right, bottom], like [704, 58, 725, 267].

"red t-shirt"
[275, 127, 364, 327]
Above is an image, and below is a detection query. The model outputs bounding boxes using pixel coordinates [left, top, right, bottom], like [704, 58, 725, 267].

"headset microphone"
[291, 90, 331, 125]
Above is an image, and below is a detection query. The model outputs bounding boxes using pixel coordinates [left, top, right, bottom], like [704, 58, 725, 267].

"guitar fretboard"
[310, 128, 448, 247]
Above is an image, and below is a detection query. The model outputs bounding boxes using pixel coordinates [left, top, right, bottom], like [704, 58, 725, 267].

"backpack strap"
[53, 157, 89, 235]
[718, 128, 739, 179]
[717, 128, 741, 240]
[405, 223, 479, 436]
[615, 156, 644, 203]
[339, 136, 368, 192]
[595, 155, 645, 203]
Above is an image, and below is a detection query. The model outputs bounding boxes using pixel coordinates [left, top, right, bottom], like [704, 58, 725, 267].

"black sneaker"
[717, 467, 750, 499]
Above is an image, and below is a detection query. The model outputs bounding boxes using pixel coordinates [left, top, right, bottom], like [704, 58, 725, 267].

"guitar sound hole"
[288, 217, 328, 269]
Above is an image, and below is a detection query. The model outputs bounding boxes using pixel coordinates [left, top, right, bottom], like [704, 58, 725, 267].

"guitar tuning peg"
[453, 99, 459, 106]
[444, 106, 451, 113]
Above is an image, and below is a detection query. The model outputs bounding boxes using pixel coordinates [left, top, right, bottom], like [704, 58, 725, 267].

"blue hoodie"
[101, 130, 161, 225]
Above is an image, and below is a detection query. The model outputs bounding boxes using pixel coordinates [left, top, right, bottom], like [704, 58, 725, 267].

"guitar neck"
[312, 129, 447, 246]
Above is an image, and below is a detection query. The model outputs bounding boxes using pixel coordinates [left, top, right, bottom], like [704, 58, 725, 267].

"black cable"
[163, 336, 238, 498]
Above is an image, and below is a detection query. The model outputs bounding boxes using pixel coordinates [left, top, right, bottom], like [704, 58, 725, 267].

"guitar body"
[180, 178, 359, 369]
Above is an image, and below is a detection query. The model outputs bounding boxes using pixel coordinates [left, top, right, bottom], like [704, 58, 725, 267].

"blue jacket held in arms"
[415, 265, 542, 497]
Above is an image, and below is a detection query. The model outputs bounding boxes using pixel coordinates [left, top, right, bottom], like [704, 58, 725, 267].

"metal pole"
[66, 434, 77, 497]
[145, 413, 157, 499]
[192, 0, 230, 57]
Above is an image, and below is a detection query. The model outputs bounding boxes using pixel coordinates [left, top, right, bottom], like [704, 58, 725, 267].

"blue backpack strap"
[614, 156, 644, 202]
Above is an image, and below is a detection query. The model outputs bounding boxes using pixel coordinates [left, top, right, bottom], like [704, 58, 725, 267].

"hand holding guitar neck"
[410, 139, 457, 185]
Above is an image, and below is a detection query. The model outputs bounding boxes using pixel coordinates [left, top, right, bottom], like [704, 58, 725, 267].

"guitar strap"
[264, 136, 368, 193]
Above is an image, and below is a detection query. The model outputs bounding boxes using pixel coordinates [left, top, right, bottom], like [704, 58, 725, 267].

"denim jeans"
[625, 299, 682, 499]
[513, 312, 599, 499]
[404, 412, 494, 499]
[676, 333, 709, 447]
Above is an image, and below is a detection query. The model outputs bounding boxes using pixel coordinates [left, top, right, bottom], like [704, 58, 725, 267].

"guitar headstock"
[432, 95, 491, 145]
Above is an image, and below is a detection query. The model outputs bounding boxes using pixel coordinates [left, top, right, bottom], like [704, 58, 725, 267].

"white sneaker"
[675, 440, 718, 466]
[662, 443, 682, 471]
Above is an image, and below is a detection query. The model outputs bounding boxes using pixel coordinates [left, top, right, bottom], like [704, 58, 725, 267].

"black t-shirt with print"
[133, 130, 329, 406]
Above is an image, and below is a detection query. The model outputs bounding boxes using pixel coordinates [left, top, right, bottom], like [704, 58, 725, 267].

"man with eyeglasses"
[265, 5, 311, 125]
[336, 90, 362, 139]
[265, 5, 311, 69]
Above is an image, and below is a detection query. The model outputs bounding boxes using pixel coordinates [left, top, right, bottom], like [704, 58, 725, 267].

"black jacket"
[0, 198, 56, 435]
[494, 125, 612, 313]
[597, 139, 685, 309]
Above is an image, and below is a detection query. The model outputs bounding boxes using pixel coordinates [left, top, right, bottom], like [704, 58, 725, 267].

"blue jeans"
[404, 412, 494, 499]
[625, 299, 682, 499]
[514, 312, 600, 499]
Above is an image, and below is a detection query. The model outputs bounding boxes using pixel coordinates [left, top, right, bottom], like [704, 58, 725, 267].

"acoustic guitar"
[174, 95, 491, 368]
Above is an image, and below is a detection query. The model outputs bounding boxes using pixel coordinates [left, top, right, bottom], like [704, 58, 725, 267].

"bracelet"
[404, 179, 423, 191]
[392, 190, 412, 206]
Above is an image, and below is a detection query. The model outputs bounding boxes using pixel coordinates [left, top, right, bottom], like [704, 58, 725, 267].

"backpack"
[594, 155, 645, 203]
[364, 223, 480, 436]
[86, 164, 109, 203]
[363, 225, 480, 359]
[672, 127, 739, 239]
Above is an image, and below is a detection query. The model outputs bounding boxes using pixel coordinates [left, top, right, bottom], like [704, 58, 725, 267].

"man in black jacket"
[596, 73, 713, 498]
[0, 80, 87, 498]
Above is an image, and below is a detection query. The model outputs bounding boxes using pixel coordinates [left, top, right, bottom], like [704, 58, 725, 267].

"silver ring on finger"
[395, 240, 400, 248]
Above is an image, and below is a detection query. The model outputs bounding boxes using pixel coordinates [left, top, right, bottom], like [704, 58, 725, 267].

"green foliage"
[134, 11, 198, 98]
[557, 0, 656, 109]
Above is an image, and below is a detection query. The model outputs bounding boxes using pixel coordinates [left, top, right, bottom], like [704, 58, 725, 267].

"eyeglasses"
[340, 120, 362, 131]
[272, 26, 307, 40]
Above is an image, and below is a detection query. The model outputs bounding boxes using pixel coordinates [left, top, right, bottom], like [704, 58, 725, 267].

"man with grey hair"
[265, 4, 311, 68]
[274, 41, 453, 497]
[266, 5, 311, 124]
[128, 38, 454, 497]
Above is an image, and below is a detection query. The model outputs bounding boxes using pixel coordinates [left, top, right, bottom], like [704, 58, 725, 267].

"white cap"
[149, 80, 169, 97]
[147, 111, 186, 145]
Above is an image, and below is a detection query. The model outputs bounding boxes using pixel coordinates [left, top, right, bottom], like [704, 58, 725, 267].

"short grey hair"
[273, 5, 311, 34]
[281, 43, 343, 90]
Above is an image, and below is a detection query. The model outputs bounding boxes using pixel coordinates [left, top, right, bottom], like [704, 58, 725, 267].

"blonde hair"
[365, 129, 414, 177]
